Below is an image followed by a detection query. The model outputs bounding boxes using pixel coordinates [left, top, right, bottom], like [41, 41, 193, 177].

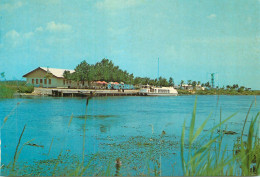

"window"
[49, 79, 51, 85]
[44, 79, 47, 84]
[32, 79, 34, 84]
[40, 79, 43, 84]
[36, 79, 38, 84]
[63, 80, 65, 85]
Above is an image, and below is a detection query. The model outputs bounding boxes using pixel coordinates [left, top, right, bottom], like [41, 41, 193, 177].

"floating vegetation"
[73, 115, 119, 119]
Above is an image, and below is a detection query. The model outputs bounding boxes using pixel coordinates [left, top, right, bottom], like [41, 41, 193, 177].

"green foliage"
[17, 85, 34, 93]
[181, 97, 237, 176]
[0, 84, 16, 98]
[64, 58, 173, 87]
[234, 112, 260, 176]
[181, 98, 259, 176]
[0, 80, 34, 97]
[1, 72, 5, 80]
[169, 77, 174, 86]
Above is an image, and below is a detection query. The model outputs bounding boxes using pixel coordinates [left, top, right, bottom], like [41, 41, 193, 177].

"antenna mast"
[157, 57, 159, 80]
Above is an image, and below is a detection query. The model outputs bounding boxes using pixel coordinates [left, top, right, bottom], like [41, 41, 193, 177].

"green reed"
[181, 97, 259, 176]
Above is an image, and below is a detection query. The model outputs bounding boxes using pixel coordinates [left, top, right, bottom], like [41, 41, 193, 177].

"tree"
[169, 77, 174, 86]
[192, 81, 197, 89]
[187, 80, 192, 85]
[226, 85, 231, 90]
[205, 82, 211, 88]
[44, 68, 52, 88]
[74, 60, 90, 87]
[180, 80, 184, 87]
[238, 86, 245, 92]
[0, 72, 5, 80]
[198, 81, 201, 86]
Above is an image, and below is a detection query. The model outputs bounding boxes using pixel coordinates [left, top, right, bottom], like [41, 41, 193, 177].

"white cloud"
[0, 1, 23, 11]
[5, 30, 20, 39]
[96, 0, 144, 10]
[46, 21, 72, 32]
[35, 26, 44, 32]
[207, 14, 216, 19]
[4, 30, 20, 47]
[23, 32, 34, 39]
[2, 21, 73, 48]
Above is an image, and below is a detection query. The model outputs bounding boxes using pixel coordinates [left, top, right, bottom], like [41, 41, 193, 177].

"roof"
[94, 81, 108, 84]
[23, 67, 75, 78]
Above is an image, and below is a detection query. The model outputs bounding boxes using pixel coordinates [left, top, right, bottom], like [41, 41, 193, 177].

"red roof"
[95, 81, 107, 84]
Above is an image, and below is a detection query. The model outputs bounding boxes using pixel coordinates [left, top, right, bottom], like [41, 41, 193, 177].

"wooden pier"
[51, 89, 147, 97]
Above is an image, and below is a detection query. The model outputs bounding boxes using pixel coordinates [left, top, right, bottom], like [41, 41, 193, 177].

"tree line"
[63, 59, 175, 87]
[62, 58, 250, 90]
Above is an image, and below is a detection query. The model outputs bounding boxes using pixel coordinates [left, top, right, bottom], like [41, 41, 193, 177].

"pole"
[158, 57, 159, 80]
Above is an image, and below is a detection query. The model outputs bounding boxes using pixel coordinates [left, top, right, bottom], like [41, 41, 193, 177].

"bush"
[17, 85, 34, 93]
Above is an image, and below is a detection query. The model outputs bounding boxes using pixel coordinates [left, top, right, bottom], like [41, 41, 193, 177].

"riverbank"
[3, 86, 260, 98]
[177, 89, 260, 95]
[14, 88, 260, 97]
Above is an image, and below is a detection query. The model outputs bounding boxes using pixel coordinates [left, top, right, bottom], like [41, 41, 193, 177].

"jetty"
[32, 88, 147, 97]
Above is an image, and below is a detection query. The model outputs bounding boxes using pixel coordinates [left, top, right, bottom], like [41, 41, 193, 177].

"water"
[1, 95, 259, 175]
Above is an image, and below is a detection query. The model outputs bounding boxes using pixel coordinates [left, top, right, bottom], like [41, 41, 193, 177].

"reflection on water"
[1, 95, 259, 175]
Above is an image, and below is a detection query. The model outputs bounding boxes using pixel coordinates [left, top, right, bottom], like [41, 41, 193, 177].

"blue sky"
[0, 0, 259, 89]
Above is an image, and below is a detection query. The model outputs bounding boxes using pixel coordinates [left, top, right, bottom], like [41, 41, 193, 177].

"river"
[1, 95, 259, 175]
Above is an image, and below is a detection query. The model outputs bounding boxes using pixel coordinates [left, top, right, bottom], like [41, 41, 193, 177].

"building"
[23, 67, 75, 88]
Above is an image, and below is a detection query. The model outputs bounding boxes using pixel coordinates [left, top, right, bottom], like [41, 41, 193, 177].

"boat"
[139, 85, 178, 96]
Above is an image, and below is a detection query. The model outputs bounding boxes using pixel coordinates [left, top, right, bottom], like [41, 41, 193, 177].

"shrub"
[17, 85, 34, 93]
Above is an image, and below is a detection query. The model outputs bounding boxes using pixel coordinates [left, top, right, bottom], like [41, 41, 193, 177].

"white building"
[23, 67, 75, 88]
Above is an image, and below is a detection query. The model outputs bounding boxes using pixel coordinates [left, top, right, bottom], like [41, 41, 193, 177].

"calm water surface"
[1, 95, 259, 175]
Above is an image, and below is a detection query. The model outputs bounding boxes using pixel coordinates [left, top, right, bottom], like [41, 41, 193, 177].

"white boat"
[139, 85, 178, 96]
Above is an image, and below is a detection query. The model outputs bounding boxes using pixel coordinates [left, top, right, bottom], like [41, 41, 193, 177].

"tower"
[211, 73, 215, 88]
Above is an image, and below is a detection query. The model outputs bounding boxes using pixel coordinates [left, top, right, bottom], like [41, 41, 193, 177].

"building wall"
[25, 69, 68, 88]
[26, 76, 66, 88]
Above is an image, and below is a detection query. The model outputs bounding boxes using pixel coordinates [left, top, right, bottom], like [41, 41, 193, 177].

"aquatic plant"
[181, 98, 259, 176]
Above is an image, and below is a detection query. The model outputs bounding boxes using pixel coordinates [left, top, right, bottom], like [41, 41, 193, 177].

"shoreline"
[12, 87, 260, 97]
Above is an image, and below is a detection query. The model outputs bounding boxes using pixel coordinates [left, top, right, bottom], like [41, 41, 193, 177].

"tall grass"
[0, 81, 34, 98]
[181, 97, 259, 176]
[0, 84, 16, 98]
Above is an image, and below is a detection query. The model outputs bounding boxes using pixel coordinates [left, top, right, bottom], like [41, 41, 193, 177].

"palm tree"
[44, 68, 52, 88]
[169, 77, 174, 86]
[180, 80, 184, 87]
[187, 80, 192, 85]
[192, 81, 197, 89]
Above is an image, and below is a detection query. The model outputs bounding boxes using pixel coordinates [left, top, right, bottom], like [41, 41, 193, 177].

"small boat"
[140, 85, 178, 96]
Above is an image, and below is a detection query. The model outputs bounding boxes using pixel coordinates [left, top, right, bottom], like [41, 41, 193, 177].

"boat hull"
[146, 93, 178, 96]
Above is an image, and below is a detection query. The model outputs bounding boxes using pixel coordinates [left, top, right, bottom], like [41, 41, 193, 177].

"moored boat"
[139, 85, 178, 96]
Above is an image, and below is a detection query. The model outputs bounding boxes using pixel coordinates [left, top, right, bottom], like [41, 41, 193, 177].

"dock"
[50, 89, 147, 97]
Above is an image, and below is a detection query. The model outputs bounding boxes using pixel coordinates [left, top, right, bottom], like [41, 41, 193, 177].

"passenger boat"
[139, 85, 178, 96]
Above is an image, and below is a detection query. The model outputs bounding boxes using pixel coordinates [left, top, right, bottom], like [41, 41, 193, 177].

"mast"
[157, 57, 159, 80]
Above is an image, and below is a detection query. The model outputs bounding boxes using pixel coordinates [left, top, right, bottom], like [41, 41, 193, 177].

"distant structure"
[23, 67, 75, 88]
[211, 73, 215, 88]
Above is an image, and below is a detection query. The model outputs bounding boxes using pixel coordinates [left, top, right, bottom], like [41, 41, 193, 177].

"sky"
[0, 0, 259, 89]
